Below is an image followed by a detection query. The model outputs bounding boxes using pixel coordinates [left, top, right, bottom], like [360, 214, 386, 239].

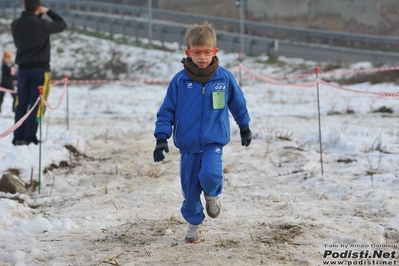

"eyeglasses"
[189, 49, 216, 56]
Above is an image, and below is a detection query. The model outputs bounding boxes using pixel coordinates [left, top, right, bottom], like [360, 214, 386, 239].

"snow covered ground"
[0, 19, 398, 266]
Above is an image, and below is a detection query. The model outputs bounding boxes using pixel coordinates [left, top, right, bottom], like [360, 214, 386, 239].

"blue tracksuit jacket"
[154, 65, 250, 153]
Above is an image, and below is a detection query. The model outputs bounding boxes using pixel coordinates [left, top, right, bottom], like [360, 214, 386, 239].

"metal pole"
[66, 88, 69, 130]
[148, 0, 153, 48]
[63, 74, 69, 131]
[308, 0, 312, 27]
[37, 86, 44, 194]
[39, 113, 42, 194]
[315, 67, 324, 176]
[239, 0, 244, 54]
[238, 52, 242, 86]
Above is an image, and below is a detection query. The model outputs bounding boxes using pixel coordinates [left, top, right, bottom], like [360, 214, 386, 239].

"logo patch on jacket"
[213, 83, 227, 92]
[187, 82, 193, 89]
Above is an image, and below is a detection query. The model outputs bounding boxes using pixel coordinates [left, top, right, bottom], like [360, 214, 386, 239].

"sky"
[0, 18, 398, 266]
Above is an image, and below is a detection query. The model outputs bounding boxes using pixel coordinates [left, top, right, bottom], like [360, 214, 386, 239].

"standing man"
[11, 0, 66, 146]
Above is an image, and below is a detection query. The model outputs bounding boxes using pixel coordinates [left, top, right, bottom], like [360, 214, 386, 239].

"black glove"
[240, 128, 252, 147]
[153, 139, 169, 162]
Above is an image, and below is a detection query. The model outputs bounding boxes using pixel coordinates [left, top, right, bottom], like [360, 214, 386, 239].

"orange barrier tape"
[317, 79, 399, 98]
[0, 77, 70, 139]
[0, 86, 16, 94]
[43, 78, 69, 111]
[239, 63, 316, 87]
[0, 97, 41, 138]
[57, 78, 170, 85]
[262, 65, 399, 80]
[3, 62, 396, 140]
[237, 64, 399, 97]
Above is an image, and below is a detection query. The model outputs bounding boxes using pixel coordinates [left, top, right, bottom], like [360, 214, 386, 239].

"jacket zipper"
[200, 84, 206, 152]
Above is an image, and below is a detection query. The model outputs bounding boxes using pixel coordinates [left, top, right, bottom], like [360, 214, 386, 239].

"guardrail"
[0, 0, 276, 55]
[65, 11, 277, 55]
[2, 0, 398, 52]
[2, 0, 399, 63]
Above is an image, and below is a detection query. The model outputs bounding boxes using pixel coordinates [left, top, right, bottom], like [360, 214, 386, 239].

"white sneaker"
[185, 224, 202, 243]
[204, 194, 221, 218]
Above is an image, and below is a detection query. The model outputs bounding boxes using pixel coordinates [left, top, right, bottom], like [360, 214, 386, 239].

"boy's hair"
[185, 21, 217, 48]
[24, 0, 41, 12]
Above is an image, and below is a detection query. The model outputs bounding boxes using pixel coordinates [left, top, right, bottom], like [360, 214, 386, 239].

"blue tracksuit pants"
[13, 68, 49, 143]
[180, 144, 224, 225]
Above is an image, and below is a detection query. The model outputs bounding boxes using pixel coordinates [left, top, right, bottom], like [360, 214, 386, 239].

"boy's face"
[185, 46, 218, 69]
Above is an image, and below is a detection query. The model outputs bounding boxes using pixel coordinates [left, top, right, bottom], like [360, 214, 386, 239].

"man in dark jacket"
[11, 0, 66, 146]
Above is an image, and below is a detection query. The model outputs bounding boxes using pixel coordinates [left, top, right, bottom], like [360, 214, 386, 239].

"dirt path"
[34, 110, 398, 266]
